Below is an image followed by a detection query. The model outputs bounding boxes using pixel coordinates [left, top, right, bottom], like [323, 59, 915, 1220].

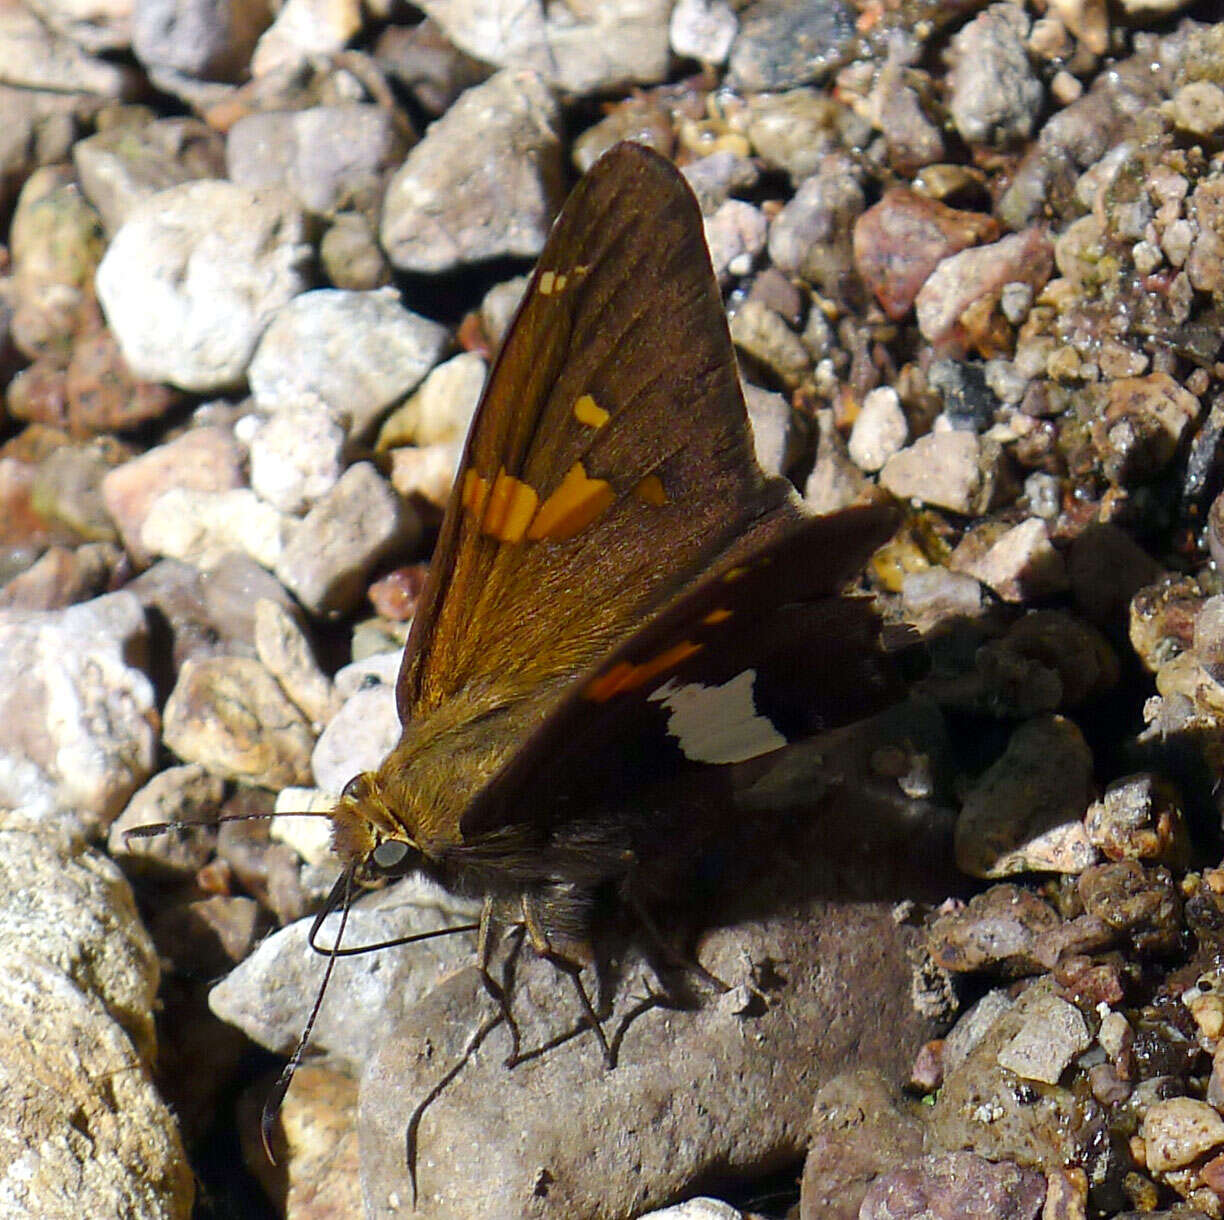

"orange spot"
[703, 608, 733, 625]
[553, 273, 568, 292]
[584, 640, 703, 702]
[462, 469, 490, 517]
[482, 468, 538, 543]
[723, 566, 748, 582]
[573, 394, 609, 428]
[527, 462, 615, 541]
[539, 271, 556, 295]
[633, 475, 667, 507]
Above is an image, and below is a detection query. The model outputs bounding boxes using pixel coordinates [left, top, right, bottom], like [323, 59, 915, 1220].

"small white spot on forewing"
[648, 669, 786, 764]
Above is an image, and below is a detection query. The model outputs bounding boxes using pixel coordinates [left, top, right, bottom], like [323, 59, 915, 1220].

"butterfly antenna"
[122, 808, 335, 846]
[306, 918, 481, 957]
[260, 864, 356, 1163]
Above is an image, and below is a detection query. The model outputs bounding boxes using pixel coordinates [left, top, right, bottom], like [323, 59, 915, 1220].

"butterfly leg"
[520, 891, 614, 1068]
[477, 895, 523, 1067]
[622, 887, 729, 994]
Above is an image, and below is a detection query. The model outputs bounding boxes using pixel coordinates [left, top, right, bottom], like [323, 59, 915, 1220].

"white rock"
[0, 593, 156, 830]
[96, 180, 310, 392]
[956, 517, 1067, 603]
[0, 3, 133, 95]
[668, 0, 736, 64]
[848, 386, 908, 473]
[141, 486, 295, 571]
[743, 383, 792, 476]
[311, 683, 401, 795]
[703, 198, 767, 283]
[276, 462, 419, 617]
[416, 0, 670, 93]
[880, 432, 984, 514]
[381, 69, 561, 273]
[250, 0, 362, 77]
[248, 402, 346, 514]
[253, 597, 339, 728]
[388, 442, 460, 509]
[996, 993, 1090, 1084]
[248, 288, 447, 439]
[209, 881, 479, 1067]
[405, 351, 486, 446]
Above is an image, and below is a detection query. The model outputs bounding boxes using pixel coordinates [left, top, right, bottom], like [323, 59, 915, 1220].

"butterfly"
[320, 141, 900, 1053]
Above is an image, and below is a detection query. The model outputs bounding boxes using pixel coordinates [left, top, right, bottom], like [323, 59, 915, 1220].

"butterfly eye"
[371, 839, 412, 872]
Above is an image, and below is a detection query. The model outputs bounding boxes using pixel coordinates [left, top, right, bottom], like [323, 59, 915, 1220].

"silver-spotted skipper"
[325, 142, 899, 1029]
[135, 140, 900, 1160]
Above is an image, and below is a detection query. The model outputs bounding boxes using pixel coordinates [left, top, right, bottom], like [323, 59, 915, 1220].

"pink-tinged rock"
[854, 188, 999, 320]
[102, 426, 244, 566]
[916, 228, 1053, 357]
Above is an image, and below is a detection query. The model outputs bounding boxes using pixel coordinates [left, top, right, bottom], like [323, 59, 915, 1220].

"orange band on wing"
[482, 468, 539, 543]
[584, 639, 703, 702]
[527, 462, 615, 541]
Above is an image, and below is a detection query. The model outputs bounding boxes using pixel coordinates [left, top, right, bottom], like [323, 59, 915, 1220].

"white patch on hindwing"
[647, 669, 787, 764]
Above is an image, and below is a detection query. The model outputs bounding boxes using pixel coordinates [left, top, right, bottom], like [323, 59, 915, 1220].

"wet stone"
[853, 187, 1000, 321]
[1092, 373, 1201, 486]
[744, 88, 849, 182]
[927, 978, 1108, 1175]
[859, 1151, 1045, 1220]
[1085, 774, 1190, 868]
[915, 228, 1053, 358]
[929, 884, 1075, 977]
[950, 517, 1067, 604]
[996, 991, 1091, 1085]
[800, 1069, 925, 1220]
[1143, 1098, 1224, 1174]
[1077, 861, 1181, 957]
[900, 568, 984, 637]
[955, 715, 1096, 879]
[879, 432, 997, 516]
[703, 198, 767, 283]
[727, 0, 860, 92]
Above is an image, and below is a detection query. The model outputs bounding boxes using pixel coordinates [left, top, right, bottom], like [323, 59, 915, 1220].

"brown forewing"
[396, 143, 801, 724]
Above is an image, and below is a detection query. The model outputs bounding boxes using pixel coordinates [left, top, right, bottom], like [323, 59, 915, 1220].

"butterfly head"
[330, 771, 423, 880]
